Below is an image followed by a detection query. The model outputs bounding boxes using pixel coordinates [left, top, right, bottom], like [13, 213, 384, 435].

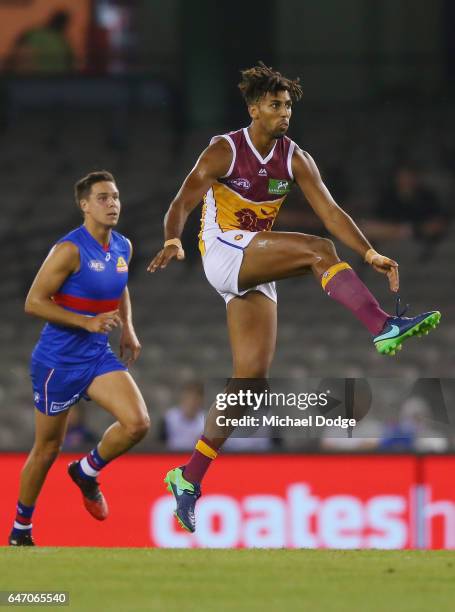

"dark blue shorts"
[30, 350, 127, 416]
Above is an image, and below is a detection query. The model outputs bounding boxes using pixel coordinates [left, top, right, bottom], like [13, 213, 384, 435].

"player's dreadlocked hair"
[238, 61, 303, 105]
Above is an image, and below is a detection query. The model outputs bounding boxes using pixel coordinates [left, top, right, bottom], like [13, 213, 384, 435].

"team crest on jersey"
[235, 208, 275, 232]
[228, 178, 251, 190]
[268, 179, 291, 195]
[89, 260, 105, 272]
[116, 256, 128, 272]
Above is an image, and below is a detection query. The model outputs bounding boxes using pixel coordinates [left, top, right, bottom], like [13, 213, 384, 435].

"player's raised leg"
[239, 231, 440, 355]
[9, 409, 70, 546]
[68, 370, 150, 520]
[165, 291, 276, 532]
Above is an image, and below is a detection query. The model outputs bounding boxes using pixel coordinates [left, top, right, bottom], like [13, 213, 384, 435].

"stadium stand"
[1, 102, 454, 450]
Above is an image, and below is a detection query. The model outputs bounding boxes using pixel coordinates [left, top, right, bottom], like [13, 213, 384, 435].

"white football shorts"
[202, 230, 277, 305]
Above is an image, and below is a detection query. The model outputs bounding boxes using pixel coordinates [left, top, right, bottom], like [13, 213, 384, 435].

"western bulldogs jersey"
[32, 225, 130, 368]
[198, 127, 296, 254]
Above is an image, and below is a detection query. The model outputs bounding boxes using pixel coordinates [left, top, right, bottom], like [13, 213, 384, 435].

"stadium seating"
[1, 104, 454, 449]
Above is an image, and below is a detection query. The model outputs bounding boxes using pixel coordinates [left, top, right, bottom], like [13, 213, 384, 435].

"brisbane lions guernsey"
[32, 225, 130, 368]
[199, 127, 296, 254]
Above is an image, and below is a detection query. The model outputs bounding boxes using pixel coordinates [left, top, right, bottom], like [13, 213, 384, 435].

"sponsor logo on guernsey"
[258, 168, 268, 176]
[34, 392, 40, 403]
[228, 178, 251, 190]
[234, 234, 243, 241]
[89, 260, 105, 272]
[268, 178, 291, 195]
[105, 252, 111, 262]
[116, 256, 128, 272]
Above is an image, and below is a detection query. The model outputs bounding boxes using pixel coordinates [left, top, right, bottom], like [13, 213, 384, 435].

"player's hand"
[84, 310, 121, 333]
[147, 245, 185, 273]
[367, 251, 399, 293]
[119, 325, 142, 367]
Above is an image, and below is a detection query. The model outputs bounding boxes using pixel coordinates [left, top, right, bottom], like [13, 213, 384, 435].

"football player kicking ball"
[148, 63, 440, 533]
[9, 171, 150, 546]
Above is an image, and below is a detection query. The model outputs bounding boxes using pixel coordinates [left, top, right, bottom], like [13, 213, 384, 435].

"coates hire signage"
[1, 454, 454, 549]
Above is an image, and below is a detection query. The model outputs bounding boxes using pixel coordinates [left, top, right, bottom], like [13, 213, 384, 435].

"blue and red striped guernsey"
[32, 225, 131, 368]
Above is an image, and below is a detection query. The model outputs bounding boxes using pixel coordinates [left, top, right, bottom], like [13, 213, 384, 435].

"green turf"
[1, 548, 455, 612]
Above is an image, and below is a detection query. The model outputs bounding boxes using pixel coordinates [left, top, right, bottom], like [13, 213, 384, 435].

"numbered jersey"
[32, 225, 131, 367]
[199, 127, 296, 254]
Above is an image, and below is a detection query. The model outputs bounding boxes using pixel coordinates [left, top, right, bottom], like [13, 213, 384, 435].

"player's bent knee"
[316, 237, 338, 261]
[318, 236, 334, 249]
[291, 235, 336, 271]
[31, 442, 61, 466]
[301, 236, 338, 270]
[124, 414, 151, 443]
[306, 236, 335, 257]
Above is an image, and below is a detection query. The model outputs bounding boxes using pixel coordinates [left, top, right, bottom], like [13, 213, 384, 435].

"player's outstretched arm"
[292, 147, 399, 292]
[25, 242, 121, 332]
[147, 138, 232, 272]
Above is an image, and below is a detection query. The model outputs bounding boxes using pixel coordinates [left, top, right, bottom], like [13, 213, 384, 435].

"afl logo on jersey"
[228, 178, 251, 190]
[116, 256, 128, 273]
[89, 260, 105, 272]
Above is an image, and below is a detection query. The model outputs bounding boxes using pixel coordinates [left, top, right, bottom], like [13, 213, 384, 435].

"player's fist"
[84, 310, 121, 333]
[365, 249, 399, 293]
[147, 244, 185, 273]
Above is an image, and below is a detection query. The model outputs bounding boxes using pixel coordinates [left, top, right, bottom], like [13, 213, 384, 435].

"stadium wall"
[1, 454, 454, 549]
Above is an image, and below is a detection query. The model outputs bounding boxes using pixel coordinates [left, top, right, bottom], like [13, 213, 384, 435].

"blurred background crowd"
[0, 0, 454, 452]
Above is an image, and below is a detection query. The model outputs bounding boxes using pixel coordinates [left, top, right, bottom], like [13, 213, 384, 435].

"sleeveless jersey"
[199, 127, 296, 254]
[32, 225, 131, 368]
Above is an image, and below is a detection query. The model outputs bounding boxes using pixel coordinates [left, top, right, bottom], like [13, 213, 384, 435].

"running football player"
[9, 171, 150, 546]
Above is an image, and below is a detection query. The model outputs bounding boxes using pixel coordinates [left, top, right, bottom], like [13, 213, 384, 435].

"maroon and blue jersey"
[32, 225, 130, 368]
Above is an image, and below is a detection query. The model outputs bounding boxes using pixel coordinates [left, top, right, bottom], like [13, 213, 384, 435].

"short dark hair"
[74, 170, 116, 211]
[238, 61, 303, 106]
